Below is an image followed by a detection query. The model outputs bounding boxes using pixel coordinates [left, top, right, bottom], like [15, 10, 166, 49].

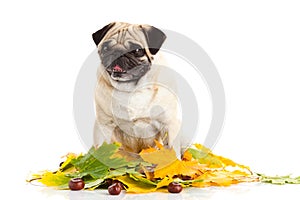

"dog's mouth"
[106, 64, 129, 81]
[106, 63, 149, 82]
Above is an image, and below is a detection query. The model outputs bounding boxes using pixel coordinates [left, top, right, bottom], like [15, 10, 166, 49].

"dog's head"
[92, 22, 166, 82]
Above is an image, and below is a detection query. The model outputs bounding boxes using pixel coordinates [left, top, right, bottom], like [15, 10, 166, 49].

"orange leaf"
[140, 144, 204, 179]
[154, 140, 164, 149]
[154, 160, 203, 179]
[182, 150, 193, 161]
[140, 146, 177, 171]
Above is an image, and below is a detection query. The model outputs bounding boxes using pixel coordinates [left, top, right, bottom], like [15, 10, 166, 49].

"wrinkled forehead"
[100, 24, 148, 49]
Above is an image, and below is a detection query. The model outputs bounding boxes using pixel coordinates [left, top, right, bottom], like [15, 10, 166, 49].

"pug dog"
[93, 22, 182, 157]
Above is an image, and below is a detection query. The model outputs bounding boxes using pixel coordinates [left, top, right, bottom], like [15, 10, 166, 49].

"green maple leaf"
[71, 143, 134, 179]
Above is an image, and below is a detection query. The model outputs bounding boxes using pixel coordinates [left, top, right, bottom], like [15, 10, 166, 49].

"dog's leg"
[93, 120, 115, 148]
[166, 118, 182, 159]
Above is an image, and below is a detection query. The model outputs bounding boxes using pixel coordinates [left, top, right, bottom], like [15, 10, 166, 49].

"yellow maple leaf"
[37, 171, 70, 188]
[192, 169, 258, 187]
[192, 171, 233, 187]
[156, 177, 174, 189]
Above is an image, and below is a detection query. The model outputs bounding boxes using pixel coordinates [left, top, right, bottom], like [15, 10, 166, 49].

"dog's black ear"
[142, 26, 166, 55]
[92, 22, 115, 46]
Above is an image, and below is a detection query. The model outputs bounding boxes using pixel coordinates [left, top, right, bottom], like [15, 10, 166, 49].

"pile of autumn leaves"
[28, 142, 258, 193]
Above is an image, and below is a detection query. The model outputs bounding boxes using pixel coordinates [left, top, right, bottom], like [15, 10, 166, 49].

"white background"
[1, 0, 300, 199]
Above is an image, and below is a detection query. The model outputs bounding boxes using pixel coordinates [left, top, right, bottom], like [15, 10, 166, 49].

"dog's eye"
[101, 41, 111, 53]
[134, 49, 145, 57]
[102, 45, 108, 52]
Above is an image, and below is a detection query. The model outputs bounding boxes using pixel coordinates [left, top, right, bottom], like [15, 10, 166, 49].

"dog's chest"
[111, 85, 157, 121]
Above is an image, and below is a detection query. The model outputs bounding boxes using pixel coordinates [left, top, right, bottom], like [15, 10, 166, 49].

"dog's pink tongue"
[113, 65, 123, 72]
